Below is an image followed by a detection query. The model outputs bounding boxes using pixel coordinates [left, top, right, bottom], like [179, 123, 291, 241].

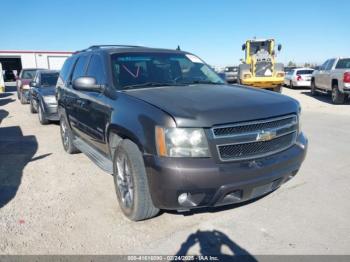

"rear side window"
[335, 59, 350, 69]
[297, 70, 314, 75]
[59, 57, 75, 83]
[86, 55, 105, 84]
[72, 55, 90, 81]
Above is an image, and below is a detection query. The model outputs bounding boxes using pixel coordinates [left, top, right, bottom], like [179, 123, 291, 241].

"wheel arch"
[107, 124, 144, 160]
[332, 79, 338, 87]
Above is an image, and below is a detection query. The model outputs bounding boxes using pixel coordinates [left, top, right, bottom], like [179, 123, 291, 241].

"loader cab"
[242, 39, 282, 65]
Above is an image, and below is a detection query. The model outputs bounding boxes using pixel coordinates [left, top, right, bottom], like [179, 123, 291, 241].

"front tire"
[60, 116, 79, 154]
[310, 80, 318, 96]
[332, 84, 345, 104]
[113, 139, 159, 221]
[30, 99, 37, 114]
[38, 104, 49, 125]
[20, 92, 26, 104]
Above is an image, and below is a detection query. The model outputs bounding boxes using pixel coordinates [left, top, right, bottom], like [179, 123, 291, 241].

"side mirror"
[30, 81, 37, 87]
[278, 44, 282, 51]
[73, 77, 104, 92]
[242, 44, 246, 51]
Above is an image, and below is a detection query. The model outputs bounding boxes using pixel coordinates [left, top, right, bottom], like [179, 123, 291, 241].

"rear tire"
[290, 81, 294, 89]
[113, 139, 159, 221]
[331, 84, 345, 104]
[60, 116, 80, 154]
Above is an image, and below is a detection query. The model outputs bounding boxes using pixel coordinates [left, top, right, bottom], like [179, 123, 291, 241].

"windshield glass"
[225, 67, 238, 72]
[249, 41, 271, 56]
[40, 73, 59, 87]
[336, 59, 350, 69]
[111, 52, 224, 90]
[22, 70, 37, 79]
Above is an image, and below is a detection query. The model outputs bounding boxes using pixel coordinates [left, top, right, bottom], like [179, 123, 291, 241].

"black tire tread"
[38, 105, 49, 125]
[332, 84, 345, 104]
[114, 139, 159, 221]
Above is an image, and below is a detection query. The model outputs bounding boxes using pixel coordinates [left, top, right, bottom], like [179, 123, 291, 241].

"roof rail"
[74, 45, 145, 54]
[88, 45, 144, 49]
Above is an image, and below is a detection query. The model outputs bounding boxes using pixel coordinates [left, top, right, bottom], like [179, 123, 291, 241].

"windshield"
[225, 67, 238, 72]
[40, 73, 59, 87]
[111, 52, 224, 90]
[336, 59, 350, 69]
[249, 41, 271, 56]
[21, 70, 37, 79]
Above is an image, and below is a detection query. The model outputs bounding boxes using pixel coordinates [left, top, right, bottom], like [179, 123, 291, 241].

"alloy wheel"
[60, 120, 69, 149]
[116, 153, 134, 209]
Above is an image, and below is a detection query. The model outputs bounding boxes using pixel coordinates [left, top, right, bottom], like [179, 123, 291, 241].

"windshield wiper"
[122, 82, 184, 90]
[183, 80, 225, 85]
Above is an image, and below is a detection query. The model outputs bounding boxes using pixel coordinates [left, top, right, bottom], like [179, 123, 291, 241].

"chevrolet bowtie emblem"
[256, 130, 277, 142]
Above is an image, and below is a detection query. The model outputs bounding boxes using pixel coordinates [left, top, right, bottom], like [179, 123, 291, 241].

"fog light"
[178, 193, 189, 204]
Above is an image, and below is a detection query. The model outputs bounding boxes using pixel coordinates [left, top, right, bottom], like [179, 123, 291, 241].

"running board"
[73, 137, 113, 174]
[315, 88, 328, 94]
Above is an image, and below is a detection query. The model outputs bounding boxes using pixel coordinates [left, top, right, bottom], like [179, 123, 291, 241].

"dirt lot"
[1, 84, 350, 256]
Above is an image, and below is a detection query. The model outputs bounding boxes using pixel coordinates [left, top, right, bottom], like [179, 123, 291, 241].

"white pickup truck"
[311, 57, 350, 104]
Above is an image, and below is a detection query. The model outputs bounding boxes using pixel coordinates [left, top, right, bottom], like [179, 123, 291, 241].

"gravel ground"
[0, 84, 350, 256]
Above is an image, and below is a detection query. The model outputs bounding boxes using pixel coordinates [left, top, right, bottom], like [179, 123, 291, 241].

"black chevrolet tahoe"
[57, 45, 308, 221]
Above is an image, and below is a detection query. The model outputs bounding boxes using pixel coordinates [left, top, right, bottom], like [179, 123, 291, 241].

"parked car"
[57, 45, 308, 221]
[311, 57, 350, 104]
[29, 70, 60, 124]
[284, 68, 314, 88]
[224, 66, 238, 83]
[17, 68, 44, 104]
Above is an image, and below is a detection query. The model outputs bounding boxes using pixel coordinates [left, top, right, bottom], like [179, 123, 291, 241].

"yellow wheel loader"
[0, 63, 5, 93]
[238, 39, 285, 92]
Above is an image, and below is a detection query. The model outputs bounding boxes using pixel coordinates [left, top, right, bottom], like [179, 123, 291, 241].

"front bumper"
[293, 80, 311, 87]
[144, 133, 307, 210]
[22, 89, 30, 102]
[43, 103, 59, 121]
[242, 76, 284, 88]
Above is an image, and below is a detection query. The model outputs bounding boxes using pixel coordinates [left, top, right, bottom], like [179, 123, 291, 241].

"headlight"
[22, 84, 30, 90]
[43, 95, 56, 104]
[155, 127, 210, 157]
[243, 73, 252, 79]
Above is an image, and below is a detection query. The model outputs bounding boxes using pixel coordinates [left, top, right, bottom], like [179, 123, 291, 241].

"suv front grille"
[212, 115, 298, 161]
[218, 133, 295, 161]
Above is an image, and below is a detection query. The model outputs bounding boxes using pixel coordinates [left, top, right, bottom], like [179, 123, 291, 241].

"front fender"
[106, 93, 176, 155]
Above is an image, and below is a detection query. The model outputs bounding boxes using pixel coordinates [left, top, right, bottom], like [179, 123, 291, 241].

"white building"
[0, 50, 73, 80]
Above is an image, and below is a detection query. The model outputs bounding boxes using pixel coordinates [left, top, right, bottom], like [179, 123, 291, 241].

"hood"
[125, 84, 299, 127]
[38, 86, 56, 96]
[21, 79, 31, 85]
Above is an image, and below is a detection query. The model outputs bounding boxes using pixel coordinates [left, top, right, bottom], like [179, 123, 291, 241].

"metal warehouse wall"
[0, 51, 73, 71]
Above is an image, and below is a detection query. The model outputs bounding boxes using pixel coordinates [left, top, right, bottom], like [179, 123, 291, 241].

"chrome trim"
[212, 114, 299, 162]
[211, 114, 297, 139]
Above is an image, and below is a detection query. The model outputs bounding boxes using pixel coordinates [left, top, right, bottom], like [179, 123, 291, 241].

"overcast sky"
[1, 0, 348, 66]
